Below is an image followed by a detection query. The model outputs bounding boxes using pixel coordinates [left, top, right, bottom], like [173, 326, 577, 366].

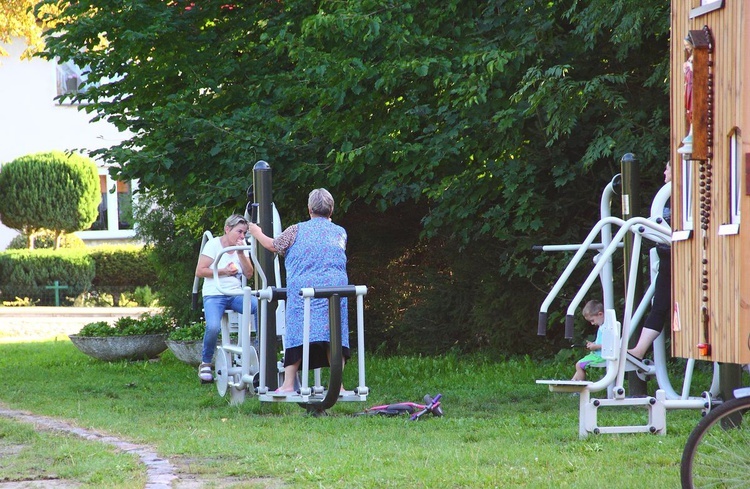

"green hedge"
[89, 245, 158, 288]
[0, 250, 95, 304]
[0, 246, 159, 306]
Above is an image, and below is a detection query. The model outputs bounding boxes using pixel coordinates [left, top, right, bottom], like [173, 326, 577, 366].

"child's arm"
[585, 341, 601, 351]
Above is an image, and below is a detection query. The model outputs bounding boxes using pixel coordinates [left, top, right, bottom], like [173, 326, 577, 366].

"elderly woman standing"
[248, 188, 349, 393]
[195, 214, 258, 383]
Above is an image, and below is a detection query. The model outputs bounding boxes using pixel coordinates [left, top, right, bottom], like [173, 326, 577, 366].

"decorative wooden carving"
[689, 28, 712, 161]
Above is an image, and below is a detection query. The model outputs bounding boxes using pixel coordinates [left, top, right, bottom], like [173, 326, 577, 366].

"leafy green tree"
[0, 151, 100, 249]
[0, 0, 59, 60]
[36, 1, 671, 354]
[36, 0, 669, 225]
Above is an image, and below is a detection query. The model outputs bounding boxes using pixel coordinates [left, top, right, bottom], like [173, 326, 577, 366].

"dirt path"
[0, 404, 268, 488]
[0, 406, 177, 488]
[0, 308, 279, 488]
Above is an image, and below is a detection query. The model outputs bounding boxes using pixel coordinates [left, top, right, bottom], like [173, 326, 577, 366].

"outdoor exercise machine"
[536, 167, 719, 438]
[192, 229, 260, 405]
[192, 160, 369, 412]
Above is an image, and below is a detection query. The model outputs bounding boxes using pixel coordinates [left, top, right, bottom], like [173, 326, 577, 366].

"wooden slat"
[670, 0, 750, 364]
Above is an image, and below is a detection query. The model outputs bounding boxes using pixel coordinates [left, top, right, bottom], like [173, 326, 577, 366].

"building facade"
[670, 0, 750, 364]
[0, 36, 136, 249]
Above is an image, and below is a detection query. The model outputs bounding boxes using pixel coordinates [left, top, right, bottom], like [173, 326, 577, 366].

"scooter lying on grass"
[357, 394, 443, 420]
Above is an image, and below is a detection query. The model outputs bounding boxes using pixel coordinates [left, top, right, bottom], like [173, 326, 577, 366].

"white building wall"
[0, 37, 135, 249]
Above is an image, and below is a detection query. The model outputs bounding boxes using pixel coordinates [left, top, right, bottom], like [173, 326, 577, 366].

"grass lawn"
[0, 339, 720, 488]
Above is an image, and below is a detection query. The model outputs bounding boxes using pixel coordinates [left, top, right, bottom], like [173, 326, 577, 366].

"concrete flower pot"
[69, 334, 168, 361]
[166, 339, 203, 366]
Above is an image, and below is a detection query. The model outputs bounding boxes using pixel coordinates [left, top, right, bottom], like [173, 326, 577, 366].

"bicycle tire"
[681, 395, 750, 488]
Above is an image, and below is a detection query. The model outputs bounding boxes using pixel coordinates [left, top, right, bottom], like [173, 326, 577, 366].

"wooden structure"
[670, 1, 750, 364]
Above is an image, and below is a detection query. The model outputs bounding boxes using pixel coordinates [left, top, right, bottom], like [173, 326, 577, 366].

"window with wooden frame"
[77, 170, 137, 239]
[690, 0, 724, 19]
[719, 128, 741, 235]
[681, 156, 695, 232]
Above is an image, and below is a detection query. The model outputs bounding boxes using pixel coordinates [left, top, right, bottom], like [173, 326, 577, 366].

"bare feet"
[271, 387, 295, 397]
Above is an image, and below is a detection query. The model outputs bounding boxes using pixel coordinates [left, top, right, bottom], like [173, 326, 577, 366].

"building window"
[55, 59, 91, 103]
[55, 58, 120, 105]
[729, 129, 741, 225]
[116, 180, 134, 230]
[77, 170, 137, 241]
[719, 128, 741, 235]
[681, 156, 694, 231]
[89, 175, 108, 231]
[690, 0, 724, 18]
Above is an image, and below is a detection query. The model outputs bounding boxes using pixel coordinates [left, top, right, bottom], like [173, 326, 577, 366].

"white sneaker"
[199, 363, 213, 383]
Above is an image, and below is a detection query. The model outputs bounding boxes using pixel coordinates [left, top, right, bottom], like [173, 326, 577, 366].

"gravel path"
[0, 308, 274, 488]
[0, 406, 177, 488]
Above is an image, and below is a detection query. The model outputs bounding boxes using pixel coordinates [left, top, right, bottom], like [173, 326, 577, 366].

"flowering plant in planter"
[167, 321, 206, 341]
[78, 313, 175, 337]
[70, 313, 175, 361]
[166, 321, 206, 366]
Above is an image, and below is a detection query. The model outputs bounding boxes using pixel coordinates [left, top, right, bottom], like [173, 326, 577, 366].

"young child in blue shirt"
[572, 300, 606, 381]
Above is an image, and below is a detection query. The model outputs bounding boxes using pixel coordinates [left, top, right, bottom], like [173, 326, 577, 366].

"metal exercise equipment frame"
[192, 160, 369, 411]
[254, 285, 369, 412]
[191, 231, 260, 406]
[536, 174, 719, 438]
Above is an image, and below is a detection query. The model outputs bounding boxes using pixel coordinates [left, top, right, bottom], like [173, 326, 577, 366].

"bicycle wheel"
[681, 395, 750, 488]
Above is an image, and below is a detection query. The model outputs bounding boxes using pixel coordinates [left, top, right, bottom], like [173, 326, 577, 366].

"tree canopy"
[37, 0, 670, 225]
[0, 0, 59, 59]
[35, 0, 672, 354]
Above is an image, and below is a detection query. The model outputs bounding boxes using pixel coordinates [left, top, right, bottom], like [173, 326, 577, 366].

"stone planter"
[166, 339, 203, 366]
[69, 334, 168, 362]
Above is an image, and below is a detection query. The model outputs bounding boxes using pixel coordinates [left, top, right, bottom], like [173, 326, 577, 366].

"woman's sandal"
[626, 352, 644, 363]
[198, 363, 213, 384]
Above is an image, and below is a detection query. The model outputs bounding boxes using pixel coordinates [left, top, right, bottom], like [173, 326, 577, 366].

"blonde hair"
[224, 214, 248, 229]
[582, 300, 604, 318]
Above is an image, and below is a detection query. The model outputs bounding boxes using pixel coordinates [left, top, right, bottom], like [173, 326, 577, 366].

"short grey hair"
[308, 188, 334, 217]
[224, 214, 248, 229]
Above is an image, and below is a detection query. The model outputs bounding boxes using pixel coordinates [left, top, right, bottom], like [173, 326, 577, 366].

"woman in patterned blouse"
[248, 188, 350, 394]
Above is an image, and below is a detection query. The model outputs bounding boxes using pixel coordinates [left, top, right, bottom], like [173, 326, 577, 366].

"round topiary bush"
[0, 151, 100, 249]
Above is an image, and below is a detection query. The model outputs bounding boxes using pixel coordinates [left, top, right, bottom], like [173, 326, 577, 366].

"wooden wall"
[670, 1, 750, 364]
